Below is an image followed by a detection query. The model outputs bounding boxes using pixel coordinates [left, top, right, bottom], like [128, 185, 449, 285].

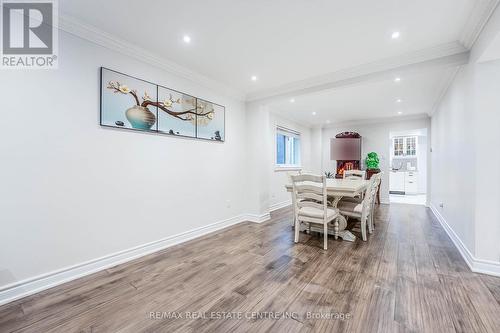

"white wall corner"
[246, 199, 292, 223]
[269, 200, 292, 212]
[429, 66, 463, 116]
[429, 204, 500, 277]
[245, 212, 271, 224]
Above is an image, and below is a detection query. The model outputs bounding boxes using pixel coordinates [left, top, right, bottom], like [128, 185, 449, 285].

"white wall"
[310, 127, 324, 173]
[473, 60, 500, 263]
[268, 113, 312, 208]
[321, 117, 431, 203]
[430, 67, 477, 255]
[417, 135, 428, 193]
[431, 5, 500, 264]
[0, 31, 249, 288]
[245, 103, 272, 215]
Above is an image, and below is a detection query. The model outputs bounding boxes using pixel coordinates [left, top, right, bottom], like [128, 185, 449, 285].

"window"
[392, 136, 417, 157]
[276, 127, 301, 168]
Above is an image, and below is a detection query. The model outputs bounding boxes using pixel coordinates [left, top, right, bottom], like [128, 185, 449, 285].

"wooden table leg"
[333, 218, 339, 240]
[376, 182, 381, 204]
[330, 196, 356, 242]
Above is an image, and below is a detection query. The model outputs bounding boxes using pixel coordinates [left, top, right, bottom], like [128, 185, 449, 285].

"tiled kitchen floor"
[389, 194, 427, 205]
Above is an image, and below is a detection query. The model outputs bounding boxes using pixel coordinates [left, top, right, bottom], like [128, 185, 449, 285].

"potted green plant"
[365, 152, 380, 170]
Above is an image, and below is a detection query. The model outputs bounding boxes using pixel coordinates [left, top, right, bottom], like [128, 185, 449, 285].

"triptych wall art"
[100, 67, 225, 141]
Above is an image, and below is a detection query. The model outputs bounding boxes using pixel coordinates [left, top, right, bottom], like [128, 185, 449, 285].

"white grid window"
[276, 127, 301, 168]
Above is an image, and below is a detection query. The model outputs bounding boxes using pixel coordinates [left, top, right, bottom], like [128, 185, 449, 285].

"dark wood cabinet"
[331, 132, 362, 178]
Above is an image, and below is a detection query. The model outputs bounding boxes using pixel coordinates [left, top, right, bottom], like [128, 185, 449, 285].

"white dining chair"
[287, 170, 301, 227]
[343, 169, 367, 200]
[337, 175, 377, 241]
[291, 174, 339, 250]
[338, 172, 381, 234]
[368, 173, 382, 233]
[343, 169, 366, 180]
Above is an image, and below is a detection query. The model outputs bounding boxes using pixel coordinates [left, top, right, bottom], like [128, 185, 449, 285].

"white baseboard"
[269, 200, 291, 212]
[247, 200, 291, 223]
[0, 213, 261, 306]
[429, 204, 500, 277]
[0, 203, 281, 306]
[244, 212, 271, 223]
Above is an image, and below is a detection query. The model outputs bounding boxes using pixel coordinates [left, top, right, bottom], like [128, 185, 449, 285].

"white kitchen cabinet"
[389, 171, 405, 193]
[392, 136, 417, 157]
[390, 171, 419, 194]
[405, 171, 418, 194]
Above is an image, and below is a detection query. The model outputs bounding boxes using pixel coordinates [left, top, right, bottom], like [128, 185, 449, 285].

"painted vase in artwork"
[106, 80, 215, 133]
[125, 106, 156, 130]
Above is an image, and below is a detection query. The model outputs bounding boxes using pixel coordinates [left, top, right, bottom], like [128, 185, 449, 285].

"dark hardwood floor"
[1, 204, 500, 332]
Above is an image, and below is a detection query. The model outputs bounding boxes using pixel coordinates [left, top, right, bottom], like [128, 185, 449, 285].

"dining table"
[284, 178, 369, 242]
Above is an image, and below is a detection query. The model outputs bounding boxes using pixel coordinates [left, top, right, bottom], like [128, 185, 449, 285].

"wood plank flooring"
[1, 204, 500, 332]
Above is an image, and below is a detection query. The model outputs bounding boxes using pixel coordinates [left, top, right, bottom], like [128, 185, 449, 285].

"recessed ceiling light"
[326, 120, 331, 124]
[396, 99, 402, 103]
[312, 112, 317, 116]
[251, 75, 258, 81]
[290, 98, 295, 103]
[394, 77, 401, 83]
[397, 111, 403, 115]
[183, 35, 191, 43]
[391, 31, 400, 39]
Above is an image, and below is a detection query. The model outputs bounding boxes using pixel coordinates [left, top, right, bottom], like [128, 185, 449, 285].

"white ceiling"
[60, 0, 495, 125]
[61, 0, 475, 92]
[267, 67, 456, 126]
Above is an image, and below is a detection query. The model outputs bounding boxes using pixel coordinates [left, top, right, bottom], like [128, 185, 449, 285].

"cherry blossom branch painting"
[100, 68, 224, 141]
[107, 81, 214, 130]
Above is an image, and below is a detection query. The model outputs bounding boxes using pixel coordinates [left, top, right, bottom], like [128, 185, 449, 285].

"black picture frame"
[195, 97, 226, 142]
[100, 67, 158, 133]
[156, 84, 197, 139]
[99, 67, 225, 142]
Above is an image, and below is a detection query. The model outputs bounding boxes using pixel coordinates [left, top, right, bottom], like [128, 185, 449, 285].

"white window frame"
[393, 137, 404, 157]
[275, 126, 302, 171]
[405, 136, 417, 156]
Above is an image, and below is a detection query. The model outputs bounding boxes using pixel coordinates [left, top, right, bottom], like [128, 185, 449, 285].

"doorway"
[388, 128, 428, 205]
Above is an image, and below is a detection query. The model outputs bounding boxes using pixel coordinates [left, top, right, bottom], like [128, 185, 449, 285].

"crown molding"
[460, 0, 500, 50]
[431, 1, 499, 116]
[58, 14, 246, 101]
[56, 5, 496, 114]
[321, 113, 430, 130]
[429, 66, 462, 116]
[246, 42, 468, 103]
[270, 110, 315, 129]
